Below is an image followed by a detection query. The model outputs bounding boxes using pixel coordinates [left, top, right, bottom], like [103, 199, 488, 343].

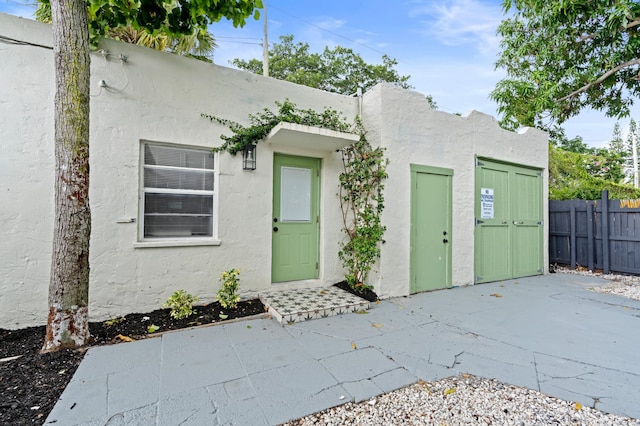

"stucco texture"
[0, 13, 547, 328]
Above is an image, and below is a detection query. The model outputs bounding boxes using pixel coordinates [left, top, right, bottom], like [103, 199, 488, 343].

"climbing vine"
[338, 120, 388, 292]
[201, 99, 351, 155]
[204, 101, 388, 293]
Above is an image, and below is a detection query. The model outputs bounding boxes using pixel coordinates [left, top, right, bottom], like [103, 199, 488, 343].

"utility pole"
[263, 0, 269, 77]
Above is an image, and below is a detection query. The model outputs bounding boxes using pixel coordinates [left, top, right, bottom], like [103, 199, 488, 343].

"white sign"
[481, 188, 494, 219]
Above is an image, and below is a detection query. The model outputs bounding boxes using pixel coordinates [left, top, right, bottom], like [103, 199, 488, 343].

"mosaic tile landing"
[259, 286, 370, 325]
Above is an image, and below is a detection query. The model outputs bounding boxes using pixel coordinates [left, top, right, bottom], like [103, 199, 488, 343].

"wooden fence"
[549, 190, 640, 274]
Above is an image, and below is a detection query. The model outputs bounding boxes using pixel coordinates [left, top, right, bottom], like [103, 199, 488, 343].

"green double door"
[272, 154, 320, 282]
[474, 159, 543, 283]
[411, 165, 453, 293]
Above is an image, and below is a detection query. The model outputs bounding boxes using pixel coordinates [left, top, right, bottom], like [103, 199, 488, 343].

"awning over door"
[265, 122, 359, 151]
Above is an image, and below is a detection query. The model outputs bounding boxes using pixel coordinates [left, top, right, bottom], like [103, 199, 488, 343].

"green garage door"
[474, 159, 543, 283]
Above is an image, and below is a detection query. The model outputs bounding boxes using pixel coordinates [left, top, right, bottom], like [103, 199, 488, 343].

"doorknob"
[273, 218, 278, 223]
[273, 227, 279, 232]
[443, 239, 448, 243]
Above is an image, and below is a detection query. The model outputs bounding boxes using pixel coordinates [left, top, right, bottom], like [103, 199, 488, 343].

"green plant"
[216, 269, 241, 309]
[162, 290, 198, 319]
[338, 121, 389, 292]
[202, 99, 353, 155]
[103, 317, 125, 327]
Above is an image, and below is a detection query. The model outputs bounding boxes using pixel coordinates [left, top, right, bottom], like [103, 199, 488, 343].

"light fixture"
[243, 144, 257, 170]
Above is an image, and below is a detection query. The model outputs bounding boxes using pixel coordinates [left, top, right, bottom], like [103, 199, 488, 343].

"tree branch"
[579, 18, 640, 42]
[559, 58, 640, 102]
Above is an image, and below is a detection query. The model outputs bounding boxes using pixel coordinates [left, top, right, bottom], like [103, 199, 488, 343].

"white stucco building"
[0, 13, 548, 329]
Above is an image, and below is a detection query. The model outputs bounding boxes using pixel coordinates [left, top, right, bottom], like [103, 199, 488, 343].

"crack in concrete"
[176, 409, 199, 425]
[308, 383, 347, 400]
[306, 366, 412, 403]
[451, 351, 464, 369]
[549, 292, 640, 312]
[533, 353, 541, 392]
[533, 351, 640, 378]
[538, 371, 595, 381]
[540, 381, 606, 408]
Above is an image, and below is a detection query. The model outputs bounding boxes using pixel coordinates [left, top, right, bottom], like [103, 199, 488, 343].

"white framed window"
[139, 142, 217, 241]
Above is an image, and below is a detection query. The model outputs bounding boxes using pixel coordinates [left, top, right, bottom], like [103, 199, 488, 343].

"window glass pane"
[144, 168, 214, 190]
[144, 216, 212, 238]
[280, 166, 311, 222]
[144, 144, 214, 169]
[144, 193, 213, 238]
[145, 193, 213, 215]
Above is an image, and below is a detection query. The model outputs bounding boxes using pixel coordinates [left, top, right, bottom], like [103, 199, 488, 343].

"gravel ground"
[561, 266, 640, 301]
[283, 270, 640, 426]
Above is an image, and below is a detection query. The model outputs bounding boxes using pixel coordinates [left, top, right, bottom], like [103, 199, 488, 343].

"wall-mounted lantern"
[243, 144, 257, 170]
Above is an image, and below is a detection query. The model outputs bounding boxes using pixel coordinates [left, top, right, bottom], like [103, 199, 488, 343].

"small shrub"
[216, 269, 241, 309]
[163, 290, 198, 319]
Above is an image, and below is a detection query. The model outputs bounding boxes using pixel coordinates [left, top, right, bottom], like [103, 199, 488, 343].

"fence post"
[602, 190, 610, 274]
[570, 204, 576, 269]
[587, 201, 594, 271]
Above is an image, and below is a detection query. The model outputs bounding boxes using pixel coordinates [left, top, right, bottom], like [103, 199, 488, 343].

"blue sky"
[0, 0, 633, 147]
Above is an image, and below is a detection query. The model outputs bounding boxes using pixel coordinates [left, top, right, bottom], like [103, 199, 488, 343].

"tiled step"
[259, 286, 370, 325]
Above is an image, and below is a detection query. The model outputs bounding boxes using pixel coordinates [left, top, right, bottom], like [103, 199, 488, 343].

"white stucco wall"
[362, 84, 548, 298]
[0, 13, 358, 328]
[1, 14, 548, 329]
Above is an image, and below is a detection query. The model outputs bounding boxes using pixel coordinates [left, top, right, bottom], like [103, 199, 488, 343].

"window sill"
[133, 239, 222, 249]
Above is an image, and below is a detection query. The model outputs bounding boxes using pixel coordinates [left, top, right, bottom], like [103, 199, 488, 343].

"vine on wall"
[201, 99, 350, 155]
[338, 121, 389, 292]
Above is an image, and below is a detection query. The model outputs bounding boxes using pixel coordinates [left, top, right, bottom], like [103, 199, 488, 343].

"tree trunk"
[43, 0, 91, 351]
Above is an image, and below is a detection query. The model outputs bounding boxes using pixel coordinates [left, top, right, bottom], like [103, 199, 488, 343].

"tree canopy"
[36, 0, 223, 61]
[549, 144, 640, 199]
[38, 0, 261, 46]
[491, 0, 640, 130]
[232, 34, 412, 96]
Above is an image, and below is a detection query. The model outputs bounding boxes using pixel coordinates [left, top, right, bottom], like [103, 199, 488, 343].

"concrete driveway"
[46, 273, 640, 425]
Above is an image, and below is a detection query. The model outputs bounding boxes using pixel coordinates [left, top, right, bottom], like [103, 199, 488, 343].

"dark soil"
[334, 280, 379, 302]
[0, 299, 265, 425]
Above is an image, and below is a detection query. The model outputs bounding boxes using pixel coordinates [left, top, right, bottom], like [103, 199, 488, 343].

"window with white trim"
[141, 143, 215, 239]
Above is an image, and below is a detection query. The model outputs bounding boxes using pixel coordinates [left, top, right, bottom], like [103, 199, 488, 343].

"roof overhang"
[265, 122, 359, 151]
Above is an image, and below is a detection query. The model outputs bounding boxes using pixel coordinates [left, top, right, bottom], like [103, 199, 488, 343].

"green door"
[272, 154, 320, 282]
[512, 168, 544, 277]
[411, 165, 453, 293]
[474, 159, 543, 283]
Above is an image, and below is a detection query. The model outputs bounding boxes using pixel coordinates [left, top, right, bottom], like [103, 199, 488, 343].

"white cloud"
[0, 1, 36, 19]
[301, 17, 347, 50]
[409, 0, 503, 55]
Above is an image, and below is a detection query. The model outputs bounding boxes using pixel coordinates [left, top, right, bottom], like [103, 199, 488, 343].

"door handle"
[443, 239, 448, 244]
[273, 227, 279, 232]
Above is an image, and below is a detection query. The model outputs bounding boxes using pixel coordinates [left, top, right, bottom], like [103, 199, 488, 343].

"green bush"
[163, 290, 198, 319]
[216, 269, 241, 309]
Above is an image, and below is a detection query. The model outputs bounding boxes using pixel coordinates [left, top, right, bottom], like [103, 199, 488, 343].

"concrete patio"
[46, 273, 640, 425]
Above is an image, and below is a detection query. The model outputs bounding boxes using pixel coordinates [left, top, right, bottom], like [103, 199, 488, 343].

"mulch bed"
[334, 280, 380, 302]
[0, 284, 377, 425]
[0, 299, 265, 425]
